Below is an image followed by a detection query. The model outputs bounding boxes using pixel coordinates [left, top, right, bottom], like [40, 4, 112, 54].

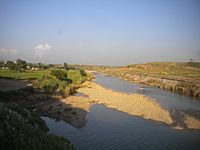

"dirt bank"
[105, 73, 200, 99]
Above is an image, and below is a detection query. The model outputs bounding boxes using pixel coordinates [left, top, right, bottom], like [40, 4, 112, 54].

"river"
[42, 74, 200, 150]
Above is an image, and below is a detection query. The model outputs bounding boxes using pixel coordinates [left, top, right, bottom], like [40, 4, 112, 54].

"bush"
[80, 69, 86, 76]
[34, 69, 92, 96]
[40, 79, 60, 93]
[50, 70, 68, 81]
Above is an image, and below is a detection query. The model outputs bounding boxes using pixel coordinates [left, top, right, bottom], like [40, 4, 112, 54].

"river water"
[43, 74, 200, 150]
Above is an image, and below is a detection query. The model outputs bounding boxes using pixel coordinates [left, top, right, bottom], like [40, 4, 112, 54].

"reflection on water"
[94, 74, 200, 110]
[43, 104, 200, 150]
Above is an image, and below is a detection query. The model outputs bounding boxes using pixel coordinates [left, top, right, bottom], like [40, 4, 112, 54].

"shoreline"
[77, 81, 200, 130]
[93, 70, 200, 99]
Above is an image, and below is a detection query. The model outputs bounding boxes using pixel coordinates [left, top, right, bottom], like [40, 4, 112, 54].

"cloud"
[0, 48, 17, 53]
[34, 43, 51, 57]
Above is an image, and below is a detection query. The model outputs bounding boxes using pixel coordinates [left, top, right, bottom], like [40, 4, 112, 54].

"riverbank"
[95, 62, 200, 99]
[0, 69, 93, 150]
[109, 73, 200, 99]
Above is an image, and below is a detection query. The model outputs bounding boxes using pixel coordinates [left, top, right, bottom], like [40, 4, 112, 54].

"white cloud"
[34, 43, 51, 57]
[0, 48, 17, 53]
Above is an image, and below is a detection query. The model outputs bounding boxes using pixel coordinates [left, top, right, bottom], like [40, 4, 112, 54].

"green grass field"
[0, 70, 48, 80]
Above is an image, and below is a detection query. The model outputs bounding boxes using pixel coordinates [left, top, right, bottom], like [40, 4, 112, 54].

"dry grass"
[184, 115, 200, 129]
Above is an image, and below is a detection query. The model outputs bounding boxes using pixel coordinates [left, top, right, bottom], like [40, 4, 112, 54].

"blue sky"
[0, 0, 200, 65]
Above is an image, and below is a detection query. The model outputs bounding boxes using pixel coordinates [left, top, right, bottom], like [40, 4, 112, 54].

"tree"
[51, 70, 68, 81]
[48, 64, 55, 69]
[0, 61, 4, 69]
[64, 62, 69, 70]
[80, 69, 86, 76]
[16, 59, 27, 72]
[5, 61, 16, 71]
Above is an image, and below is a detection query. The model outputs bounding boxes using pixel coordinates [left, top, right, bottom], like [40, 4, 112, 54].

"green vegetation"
[4, 59, 27, 72]
[80, 69, 86, 76]
[68, 70, 91, 84]
[0, 70, 47, 80]
[35, 69, 93, 96]
[51, 69, 70, 81]
[64, 62, 69, 70]
[0, 104, 76, 150]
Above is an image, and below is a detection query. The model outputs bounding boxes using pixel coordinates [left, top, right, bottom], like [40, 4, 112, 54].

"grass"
[0, 70, 48, 80]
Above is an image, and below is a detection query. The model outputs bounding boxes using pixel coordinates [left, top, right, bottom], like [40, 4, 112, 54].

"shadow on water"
[43, 104, 200, 150]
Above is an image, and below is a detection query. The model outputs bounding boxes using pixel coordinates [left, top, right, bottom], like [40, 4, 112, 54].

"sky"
[0, 0, 200, 65]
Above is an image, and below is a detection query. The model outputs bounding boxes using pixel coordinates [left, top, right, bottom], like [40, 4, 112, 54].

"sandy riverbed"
[78, 81, 173, 124]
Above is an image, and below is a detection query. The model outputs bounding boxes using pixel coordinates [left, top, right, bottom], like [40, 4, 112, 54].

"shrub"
[40, 79, 60, 93]
[80, 69, 86, 76]
[50, 70, 68, 81]
[68, 70, 83, 84]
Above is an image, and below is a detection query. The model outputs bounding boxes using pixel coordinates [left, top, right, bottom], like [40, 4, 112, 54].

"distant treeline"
[0, 59, 83, 71]
[0, 59, 120, 72]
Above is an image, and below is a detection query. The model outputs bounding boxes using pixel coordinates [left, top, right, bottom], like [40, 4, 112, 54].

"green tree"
[80, 69, 86, 76]
[5, 60, 16, 71]
[16, 59, 27, 72]
[0, 61, 4, 69]
[51, 70, 68, 81]
[64, 62, 69, 70]
[48, 64, 54, 69]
